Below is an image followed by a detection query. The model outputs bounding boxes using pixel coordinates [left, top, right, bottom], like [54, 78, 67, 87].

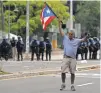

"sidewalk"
[23, 53, 63, 61]
[23, 49, 100, 61]
[23, 49, 64, 61]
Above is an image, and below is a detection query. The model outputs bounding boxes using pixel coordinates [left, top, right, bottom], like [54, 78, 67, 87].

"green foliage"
[2, 1, 70, 36]
[10, 23, 19, 31]
[75, 1, 100, 36]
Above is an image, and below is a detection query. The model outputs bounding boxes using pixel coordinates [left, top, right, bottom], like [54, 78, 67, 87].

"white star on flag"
[46, 9, 50, 14]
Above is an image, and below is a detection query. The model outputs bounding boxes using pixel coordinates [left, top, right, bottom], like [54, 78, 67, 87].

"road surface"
[0, 69, 100, 93]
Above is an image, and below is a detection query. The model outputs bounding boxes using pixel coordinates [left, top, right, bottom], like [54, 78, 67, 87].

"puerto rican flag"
[40, 3, 56, 30]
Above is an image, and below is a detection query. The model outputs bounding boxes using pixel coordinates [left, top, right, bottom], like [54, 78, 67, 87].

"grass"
[0, 70, 10, 75]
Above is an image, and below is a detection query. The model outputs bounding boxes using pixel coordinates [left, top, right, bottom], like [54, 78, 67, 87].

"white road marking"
[51, 73, 100, 78]
[23, 66, 29, 68]
[77, 82, 93, 87]
[76, 76, 100, 78]
[56, 73, 100, 76]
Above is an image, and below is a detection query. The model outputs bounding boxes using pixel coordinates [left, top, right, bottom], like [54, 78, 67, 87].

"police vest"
[17, 41, 24, 50]
[11, 40, 16, 47]
[46, 41, 51, 49]
[31, 40, 38, 47]
[39, 41, 44, 48]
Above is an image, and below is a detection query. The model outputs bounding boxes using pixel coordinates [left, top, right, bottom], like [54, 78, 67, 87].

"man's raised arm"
[58, 19, 65, 36]
[80, 35, 89, 42]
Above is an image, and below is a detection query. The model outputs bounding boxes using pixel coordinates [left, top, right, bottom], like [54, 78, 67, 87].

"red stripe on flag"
[43, 16, 55, 30]
[40, 4, 46, 24]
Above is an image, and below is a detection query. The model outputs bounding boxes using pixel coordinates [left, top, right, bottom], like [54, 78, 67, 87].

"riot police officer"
[30, 36, 39, 61]
[45, 37, 52, 61]
[10, 37, 17, 61]
[39, 37, 45, 61]
[0, 37, 11, 61]
[83, 41, 88, 60]
[76, 42, 84, 60]
[16, 37, 24, 61]
[92, 37, 100, 59]
[0, 41, 2, 60]
[88, 38, 94, 59]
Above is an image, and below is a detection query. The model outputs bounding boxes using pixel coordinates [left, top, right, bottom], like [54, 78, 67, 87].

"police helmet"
[18, 36, 21, 40]
[12, 37, 15, 40]
[46, 37, 49, 40]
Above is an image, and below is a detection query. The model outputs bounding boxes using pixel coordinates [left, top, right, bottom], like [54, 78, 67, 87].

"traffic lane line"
[52, 73, 100, 79]
[76, 76, 100, 79]
[77, 82, 93, 87]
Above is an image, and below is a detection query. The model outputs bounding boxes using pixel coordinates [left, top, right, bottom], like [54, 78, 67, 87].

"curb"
[0, 65, 100, 80]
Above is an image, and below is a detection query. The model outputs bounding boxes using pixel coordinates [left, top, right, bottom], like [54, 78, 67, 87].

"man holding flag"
[41, 2, 88, 91]
[58, 20, 88, 91]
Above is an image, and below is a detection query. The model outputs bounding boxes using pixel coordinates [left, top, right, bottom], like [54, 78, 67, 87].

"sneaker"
[60, 84, 66, 91]
[71, 86, 76, 91]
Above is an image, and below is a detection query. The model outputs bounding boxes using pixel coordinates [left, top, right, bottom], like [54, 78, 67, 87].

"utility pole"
[70, 0, 73, 30]
[1, 1, 4, 38]
[8, 4, 10, 40]
[26, 0, 29, 54]
[0, 1, 1, 38]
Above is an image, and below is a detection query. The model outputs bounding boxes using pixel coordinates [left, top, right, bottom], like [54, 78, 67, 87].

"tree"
[2, 1, 70, 37]
[74, 1, 100, 36]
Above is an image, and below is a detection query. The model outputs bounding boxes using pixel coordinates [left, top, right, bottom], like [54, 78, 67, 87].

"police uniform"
[45, 38, 52, 61]
[88, 38, 94, 59]
[16, 37, 24, 61]
[39, 40, 45, 61]
[0, 41, 2, 60]
[76, 42, 84, 60]
[83, 41, 88, 60]
[92, 37, 100, 59]
[30, 39, 39, 61]
[10, 37, 17, 61]
[0, 38, 11, 61]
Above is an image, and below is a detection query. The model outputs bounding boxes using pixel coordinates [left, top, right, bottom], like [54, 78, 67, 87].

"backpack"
[1, 41, 10, 52]
[46, 41, 51, 49]
[17, 41, 24, 50]
[31, 40, 38, 47]
[39, 41, 44, 48]
[11, 40, 16, 47]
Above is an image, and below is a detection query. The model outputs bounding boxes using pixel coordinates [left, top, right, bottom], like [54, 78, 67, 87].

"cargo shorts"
[61, 56, 77, 74]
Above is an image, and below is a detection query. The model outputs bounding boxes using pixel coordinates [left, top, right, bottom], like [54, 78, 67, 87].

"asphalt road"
[0, 69, 100, 93]
[0, 60, 100, 73]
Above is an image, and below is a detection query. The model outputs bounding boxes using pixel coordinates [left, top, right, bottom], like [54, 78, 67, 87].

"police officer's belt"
[64, 55, 72, 58]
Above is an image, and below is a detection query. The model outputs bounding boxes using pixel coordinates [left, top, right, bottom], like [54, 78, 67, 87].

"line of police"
[0, 37, 24, 61]
[76, 37, 100, 60]
[0, 36, 52, 61]
[30, 37, 52, 61]
[0, 36, 100, 61]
